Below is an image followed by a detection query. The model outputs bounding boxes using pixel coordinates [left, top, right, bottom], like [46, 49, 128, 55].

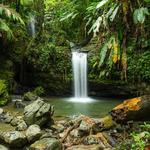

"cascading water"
[72, 52, 88, 98]
[28, 16, 36, 38]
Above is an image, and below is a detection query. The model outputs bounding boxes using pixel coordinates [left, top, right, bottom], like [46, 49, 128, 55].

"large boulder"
[3, 131, 27, 148]
[24, 99, 54, 126]
[29, 138, 62, 150]
[0, 80, 9, 106]
[26, 124, 42, 142]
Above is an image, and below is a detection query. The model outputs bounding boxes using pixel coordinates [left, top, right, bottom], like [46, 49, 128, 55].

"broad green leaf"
[88, 16, 102, 36]
[133, 7, 149, 24]
[96, 0, 110, 9]
[20, 0, 33, 6]
[106, 3, 117, 18]
[109, 5, 120, 22]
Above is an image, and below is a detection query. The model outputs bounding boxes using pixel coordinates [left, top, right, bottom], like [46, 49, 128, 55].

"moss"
[23, 91, 38, 101]
[0, 80, 9, 106]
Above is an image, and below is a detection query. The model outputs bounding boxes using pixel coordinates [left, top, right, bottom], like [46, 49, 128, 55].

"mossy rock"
[23, 92, 38, 101]
[0, 80, 9, 106]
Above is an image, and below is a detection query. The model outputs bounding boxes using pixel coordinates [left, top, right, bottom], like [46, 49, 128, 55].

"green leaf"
[20, 0, 33, 6]
[0, 4, 25, 25]
[0, 19, 14, 40]
[109, 5, 120, 22]
[96, 0, 110, 9]
[144, 0, 150, 2]
[88, 16, 102, 36]
[133, 7, 149, 24]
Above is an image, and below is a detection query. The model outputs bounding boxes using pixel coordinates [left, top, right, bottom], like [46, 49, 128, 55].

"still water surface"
[46, 97, 122, 119]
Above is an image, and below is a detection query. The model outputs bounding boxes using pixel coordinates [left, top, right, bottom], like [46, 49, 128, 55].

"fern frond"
[0, 4, 25, 25]
[0, 18, 14, 40]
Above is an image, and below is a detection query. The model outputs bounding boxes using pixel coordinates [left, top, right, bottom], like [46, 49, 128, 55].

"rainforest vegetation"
[0, 0, 150, 99]
[0, 0, 150, 149]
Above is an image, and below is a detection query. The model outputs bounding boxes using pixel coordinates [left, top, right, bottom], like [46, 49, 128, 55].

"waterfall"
[72, 52, 88, 98]
[28, 16, 36, 38]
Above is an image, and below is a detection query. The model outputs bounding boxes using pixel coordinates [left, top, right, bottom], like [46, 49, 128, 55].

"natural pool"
[3, 97, 123, 120]
[45, 97, 123, 120]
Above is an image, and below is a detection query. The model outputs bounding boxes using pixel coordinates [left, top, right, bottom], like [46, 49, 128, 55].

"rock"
[0, 131, 5, 141]
[84, 133, 112, 148]
[26, 124, 41, 142]
[10, 116, 23, 126]
[29, 138, 62, 150]
[66, 145, 103, 150]
[3, 113, 13, 123]
[0, 108, 4, 122]
[70, 129, 84, 138]
[0, 108, 3, 114]
[23, 92, 38, 101]
[110, 95, 150, 122]
[102, 132, 116, 147]
[0, 144, 9, 150]
[4, 131, 27, 148]
[13, 99, 26, 108]
[16, 121, 28, 131]
[40, 129, 54, 139]
[51, 124, 65, 133]
[24, 99, 53, 126]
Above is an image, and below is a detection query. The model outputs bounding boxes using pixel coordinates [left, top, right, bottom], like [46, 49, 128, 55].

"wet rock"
[4, 131, 27, 148]
[0, 144, 9, 150]
[24, 99, 53, 126]
[16, 120, 28, 131]
[66, 144, 103, 150]
[26, 124, 41, 142]
[29, 138, 62, 150]
[13, 99, 26, 108]
[23, 92, 38, 101]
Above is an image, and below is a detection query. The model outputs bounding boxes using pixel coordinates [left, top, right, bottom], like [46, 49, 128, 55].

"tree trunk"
[110, 95, 150, 123]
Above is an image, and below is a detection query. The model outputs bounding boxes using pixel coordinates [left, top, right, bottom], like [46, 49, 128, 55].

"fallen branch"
[61, 120, 81, 143]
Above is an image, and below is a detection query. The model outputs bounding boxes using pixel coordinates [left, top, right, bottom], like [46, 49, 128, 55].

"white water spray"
[72, 52, 88, 98]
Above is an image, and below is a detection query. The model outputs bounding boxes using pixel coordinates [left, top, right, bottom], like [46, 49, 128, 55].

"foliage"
[133, 7, 149, 24]
[128, 51, 150, 82]
[0, 80, 9, 106]
[33, 86, 45, 96]
[0, 0, 150, 94]
[0, 4, 25, 40]
[130, 123, 150, 150]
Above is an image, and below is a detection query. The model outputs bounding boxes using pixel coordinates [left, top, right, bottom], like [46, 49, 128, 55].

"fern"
[0, 4, 25, 25]
[0, 4, 25, 40]
[0, 19, 14, 39]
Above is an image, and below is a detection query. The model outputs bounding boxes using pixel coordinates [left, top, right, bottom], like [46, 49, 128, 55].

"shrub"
[0, 80, 9, 106]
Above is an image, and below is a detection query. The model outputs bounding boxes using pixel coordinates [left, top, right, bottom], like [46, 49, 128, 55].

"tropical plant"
[0, 4, 25, 40]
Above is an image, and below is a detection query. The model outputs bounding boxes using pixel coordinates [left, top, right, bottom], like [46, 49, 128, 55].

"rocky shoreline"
[0, 95, 150, 150]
